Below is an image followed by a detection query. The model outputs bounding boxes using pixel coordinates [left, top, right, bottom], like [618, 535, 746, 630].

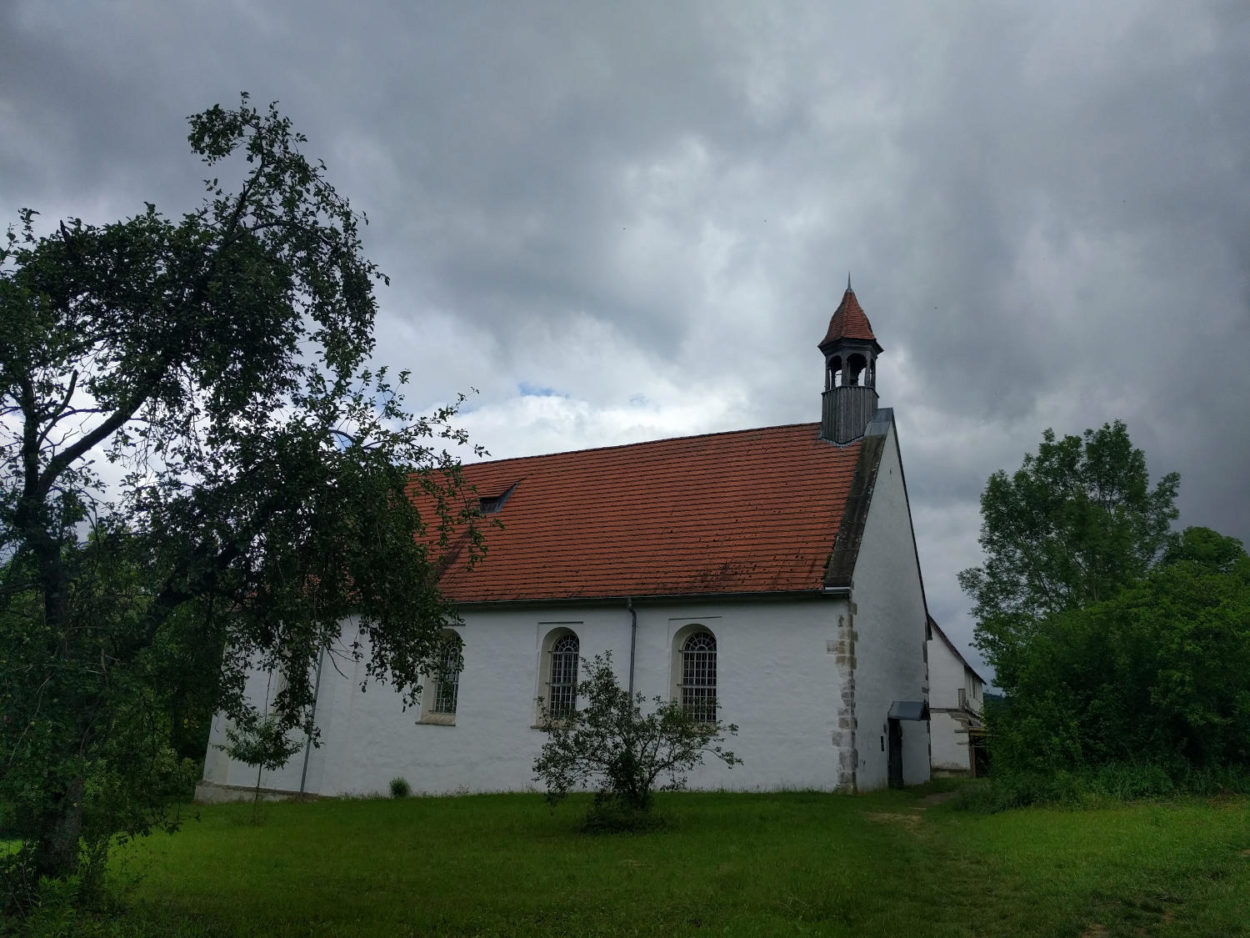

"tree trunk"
[32, 778, 85, 880]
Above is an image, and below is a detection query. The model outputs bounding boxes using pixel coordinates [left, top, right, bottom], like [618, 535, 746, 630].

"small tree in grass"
[220, 713, 303, 823]
[533, 653, 739, 829]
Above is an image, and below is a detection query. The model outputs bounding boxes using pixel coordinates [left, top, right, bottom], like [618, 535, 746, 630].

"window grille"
[548, 633, 579, 719]
[431, 636, 463, 714]
[680, 630, 717, 722]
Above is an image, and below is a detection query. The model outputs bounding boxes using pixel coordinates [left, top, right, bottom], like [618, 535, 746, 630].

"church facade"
[198, 288, 933, 800]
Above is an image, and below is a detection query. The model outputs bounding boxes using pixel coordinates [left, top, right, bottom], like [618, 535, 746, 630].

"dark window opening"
[478, 481, 520, 515]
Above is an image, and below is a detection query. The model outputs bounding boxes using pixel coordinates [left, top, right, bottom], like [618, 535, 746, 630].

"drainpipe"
[626, 597, 638, 696]
[298, 645, 326, 798]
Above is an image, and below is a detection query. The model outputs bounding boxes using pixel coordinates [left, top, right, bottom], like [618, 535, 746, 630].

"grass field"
[12, 785, 1250, 937]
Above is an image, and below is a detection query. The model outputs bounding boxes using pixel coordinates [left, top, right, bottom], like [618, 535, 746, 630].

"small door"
[972, 732, 990, 778]
[887, 718, 903, 789]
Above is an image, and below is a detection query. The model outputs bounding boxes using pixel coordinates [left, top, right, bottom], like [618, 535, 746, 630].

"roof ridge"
[928, 616, 989, 685]
[462, 421, 822, 469]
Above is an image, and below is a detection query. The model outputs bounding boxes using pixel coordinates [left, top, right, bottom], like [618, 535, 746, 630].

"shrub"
[978, 528, 1250, 783]
[533, 652, 739, 829]
[955, 761, 1250, 813]
[389, 778, 411, 799]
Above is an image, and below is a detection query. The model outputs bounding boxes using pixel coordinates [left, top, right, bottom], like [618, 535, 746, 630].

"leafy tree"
[959, 421, 1178, 688]
[533, 653, 739, 829]
[0, 96, 479, 898]
[990, 527, 1250, 778]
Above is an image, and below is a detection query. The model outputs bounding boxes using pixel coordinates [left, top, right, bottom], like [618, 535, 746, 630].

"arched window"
[679, 630, 717, 722]
[547, 632, 580, 720]
[828, 355, 843, 390]
[846, 353, 866, 387]
[431, 634, 464, 714]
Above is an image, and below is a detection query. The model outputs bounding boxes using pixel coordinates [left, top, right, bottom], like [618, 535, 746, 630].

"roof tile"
[820, 288, 878, 346]
[413, 423, 862, 602]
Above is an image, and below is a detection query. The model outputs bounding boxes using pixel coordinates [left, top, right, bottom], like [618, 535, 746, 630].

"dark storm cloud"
[880, 4, 1250, 543]
[3, 0, 1249, 678]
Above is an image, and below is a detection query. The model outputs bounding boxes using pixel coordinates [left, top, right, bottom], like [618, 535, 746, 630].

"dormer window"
[478, 481, 519, 515]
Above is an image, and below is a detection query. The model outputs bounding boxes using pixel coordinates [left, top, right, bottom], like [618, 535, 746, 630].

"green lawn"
[28, 786, 1250, 936]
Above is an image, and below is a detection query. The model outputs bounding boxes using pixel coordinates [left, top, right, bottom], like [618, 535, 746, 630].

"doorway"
[887, 718, 903, 789]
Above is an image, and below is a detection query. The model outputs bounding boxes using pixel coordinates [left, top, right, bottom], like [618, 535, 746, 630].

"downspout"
[626, 597, 638, 696]
[298, 645, 326, 798]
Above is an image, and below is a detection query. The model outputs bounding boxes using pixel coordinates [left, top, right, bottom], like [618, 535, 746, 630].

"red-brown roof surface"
[422, 423, 863, 603]
[820, 288, 878, 346]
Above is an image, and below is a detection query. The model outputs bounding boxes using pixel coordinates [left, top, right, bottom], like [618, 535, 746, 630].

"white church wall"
[629, 597, 851, 792]
[847, 421, 931, 790]
[201, 595, 853, 797]
[199, 659, 307, 795]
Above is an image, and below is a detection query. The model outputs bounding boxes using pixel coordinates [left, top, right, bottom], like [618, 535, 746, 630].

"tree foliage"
[989, 527, 1250, 778]
[959, 421, 1178, 688]
[533, 654, 739, 827]
[0, 96, 479, 897]
[961, 422, 1250, 792]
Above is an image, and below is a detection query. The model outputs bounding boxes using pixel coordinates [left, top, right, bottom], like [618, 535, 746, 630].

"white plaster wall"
[306, 608, 635, 796]
[630, 597, 851, 792]
[202, 597, 853, 796]
[201, 660, 299, 791]
[927, 635, 966, 711]
[966, 671, 984, 714]
[927, 636, 973, 772]
[848, 421, 931, 790]
[930, 711, 971, 773]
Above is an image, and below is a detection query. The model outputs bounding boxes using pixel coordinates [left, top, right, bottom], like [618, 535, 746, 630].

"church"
[198, 286, 933, 800]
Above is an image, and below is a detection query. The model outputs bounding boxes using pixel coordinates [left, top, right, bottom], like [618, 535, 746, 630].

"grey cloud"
[3, 0, 1248, 680]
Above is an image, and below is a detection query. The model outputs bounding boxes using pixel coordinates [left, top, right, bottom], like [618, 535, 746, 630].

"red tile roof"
[820, 288, 879, 346]
[419, 423, 863, 603]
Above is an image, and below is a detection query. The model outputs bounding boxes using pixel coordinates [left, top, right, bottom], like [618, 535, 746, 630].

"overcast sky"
[4, 1, 1248, 680]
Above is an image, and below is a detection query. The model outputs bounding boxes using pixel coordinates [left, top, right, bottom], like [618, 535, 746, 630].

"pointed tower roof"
[819, 286, 882, 353]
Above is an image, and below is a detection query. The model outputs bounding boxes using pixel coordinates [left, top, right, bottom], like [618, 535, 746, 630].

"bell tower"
[819, 280, 882, 444]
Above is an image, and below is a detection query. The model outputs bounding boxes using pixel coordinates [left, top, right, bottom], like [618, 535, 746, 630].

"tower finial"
[847, 272, 852, 293]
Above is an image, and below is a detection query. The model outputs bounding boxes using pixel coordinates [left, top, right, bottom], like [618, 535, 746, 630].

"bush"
[1, 846, 41, 919]
[533, 653, 739, 826]
[976, 528, 1250, 789]
[389, 778, 411, 799]
[954, 761, 1250, 813]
